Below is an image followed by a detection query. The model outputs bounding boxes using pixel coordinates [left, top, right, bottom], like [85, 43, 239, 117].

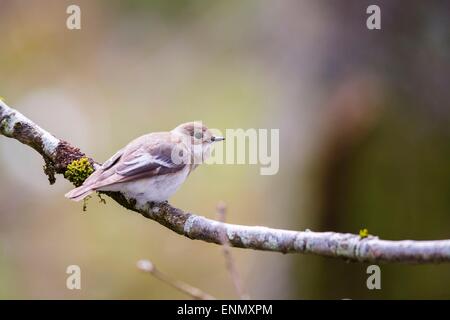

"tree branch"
[216, 202, 249, 299]
[1, 99, 450, 264]
[137, 259, 216, 300]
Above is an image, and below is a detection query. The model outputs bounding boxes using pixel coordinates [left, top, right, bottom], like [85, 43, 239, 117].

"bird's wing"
[80, 147, 126, 187]
[87, 134, 187, 189]
[116, 145, 184, 177]
[101, 147, 125, 170]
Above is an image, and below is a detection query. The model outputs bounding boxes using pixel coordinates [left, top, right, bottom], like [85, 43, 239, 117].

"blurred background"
[0, 0, 449, 299]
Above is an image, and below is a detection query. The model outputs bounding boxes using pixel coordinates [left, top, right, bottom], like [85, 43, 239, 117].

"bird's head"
[172, 122, 224, 145]
[172, 122, 224, 164]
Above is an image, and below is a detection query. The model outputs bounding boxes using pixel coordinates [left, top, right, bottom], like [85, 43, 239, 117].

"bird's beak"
[211, 136, 225, 142]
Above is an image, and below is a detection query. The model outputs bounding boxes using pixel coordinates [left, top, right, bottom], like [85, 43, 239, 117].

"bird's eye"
[194, 132, 203, 140]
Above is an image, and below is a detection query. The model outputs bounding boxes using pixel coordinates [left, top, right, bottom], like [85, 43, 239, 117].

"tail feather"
[65, 185, 95, 201]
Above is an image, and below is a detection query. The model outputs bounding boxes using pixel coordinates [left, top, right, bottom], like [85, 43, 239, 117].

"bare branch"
[2, 99, 450, 264]
[137, 259, 215, 300]
[216, 202, 249, 299]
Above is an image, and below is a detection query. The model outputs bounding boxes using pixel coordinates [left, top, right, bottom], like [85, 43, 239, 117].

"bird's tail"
[65, 185, 95, 201]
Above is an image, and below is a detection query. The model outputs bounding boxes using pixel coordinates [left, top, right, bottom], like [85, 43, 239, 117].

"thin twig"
[216, 201, 249, 299]
[137, 259, 216, 300]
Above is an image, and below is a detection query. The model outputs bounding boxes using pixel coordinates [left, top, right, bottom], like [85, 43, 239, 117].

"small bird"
[65, 122, 224, 204]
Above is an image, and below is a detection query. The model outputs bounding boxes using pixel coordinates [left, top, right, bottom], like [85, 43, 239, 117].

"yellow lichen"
[359, 228, 369, 239]
[64, 157, 94, 187]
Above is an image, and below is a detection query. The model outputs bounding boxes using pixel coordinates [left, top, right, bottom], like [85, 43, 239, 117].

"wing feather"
[116, 152, 176, 176]
[88, 137, 187, 189]
[101, 147, 125, 170]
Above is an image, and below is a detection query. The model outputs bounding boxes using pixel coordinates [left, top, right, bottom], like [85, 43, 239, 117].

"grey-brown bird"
[65, 122, 224, 204]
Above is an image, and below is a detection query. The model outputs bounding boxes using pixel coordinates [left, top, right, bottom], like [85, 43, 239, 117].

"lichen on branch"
[64, 157, 94, 187]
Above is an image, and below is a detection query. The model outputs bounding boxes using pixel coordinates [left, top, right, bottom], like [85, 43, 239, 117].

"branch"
[216, 202, 249, 299]
[137, 259, 215, 300]
[2, 99, 450, 264]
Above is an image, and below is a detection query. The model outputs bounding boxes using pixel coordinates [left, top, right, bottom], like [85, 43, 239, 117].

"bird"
[65, 122, 224, 204]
